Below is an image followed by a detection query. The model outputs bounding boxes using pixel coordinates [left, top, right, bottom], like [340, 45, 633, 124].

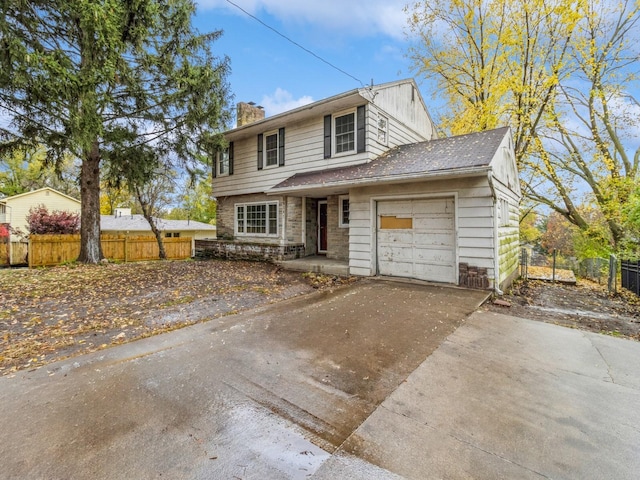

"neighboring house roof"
[100, 215, 216, 232]
[0, 187, 80, 205]
[224, 78, 432, 141]
[270, 127, 510, 194]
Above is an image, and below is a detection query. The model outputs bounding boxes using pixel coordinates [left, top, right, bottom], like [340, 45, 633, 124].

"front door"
[318, 200, 328, 254]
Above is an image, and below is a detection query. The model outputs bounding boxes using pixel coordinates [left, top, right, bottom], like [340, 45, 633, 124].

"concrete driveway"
[1, 280, 639, 479]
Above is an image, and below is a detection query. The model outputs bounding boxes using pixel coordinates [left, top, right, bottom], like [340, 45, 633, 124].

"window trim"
[217, 148, 230, 177]
[499, 198, 510, 227]
[339, 195, 350, 228]
[263, 130, 280, 169]
[235, 201, 279, 237]
[332, 109, 357, 157]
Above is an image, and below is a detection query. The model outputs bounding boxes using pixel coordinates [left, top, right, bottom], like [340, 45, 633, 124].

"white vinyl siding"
[212, 82, 436, 198]
[348, 177, 495, 284]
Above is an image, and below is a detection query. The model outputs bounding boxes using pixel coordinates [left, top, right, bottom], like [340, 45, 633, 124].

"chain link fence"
[520, 248, 618, 293]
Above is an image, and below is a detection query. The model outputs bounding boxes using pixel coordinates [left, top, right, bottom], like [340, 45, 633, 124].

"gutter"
[487, 170, 503, 295]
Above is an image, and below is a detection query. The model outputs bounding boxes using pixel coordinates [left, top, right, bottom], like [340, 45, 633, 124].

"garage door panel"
[414, 247, 455, 264]
[378, 230, 413, 244]
[378, 245, 413, 261]
[381, 260, 413, 277]
[377, 198, 456, 284]
[413, 216, 454, 230]
[414, 263, 454, 283]
[413, 232, 455, 247]
[378, 201, 412, 215]
[412, 198, 452, 214]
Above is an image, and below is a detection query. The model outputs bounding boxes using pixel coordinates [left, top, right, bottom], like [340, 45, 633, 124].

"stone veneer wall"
[195, 239, 305, 261]
[326, 195, 349, 261]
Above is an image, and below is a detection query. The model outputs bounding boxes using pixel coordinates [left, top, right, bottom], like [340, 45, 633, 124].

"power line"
[223, 0, 365, 87]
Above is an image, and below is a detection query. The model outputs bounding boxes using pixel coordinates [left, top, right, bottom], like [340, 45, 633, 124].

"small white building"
[101, 209, 217, 256]
[0, 187, 81, 241]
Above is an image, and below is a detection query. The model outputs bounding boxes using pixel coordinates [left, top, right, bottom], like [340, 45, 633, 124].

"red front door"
[318, 201, 328, 254]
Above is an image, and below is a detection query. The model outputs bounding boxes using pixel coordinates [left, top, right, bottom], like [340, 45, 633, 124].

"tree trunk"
[135, 186, 167, 260]
[77, 142, 103, 263]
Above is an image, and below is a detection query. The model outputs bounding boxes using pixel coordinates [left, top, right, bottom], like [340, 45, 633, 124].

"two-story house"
[209, 79, 521, 291]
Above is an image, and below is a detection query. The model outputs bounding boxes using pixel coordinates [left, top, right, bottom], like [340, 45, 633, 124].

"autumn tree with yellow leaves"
[406, 0, 640, 253]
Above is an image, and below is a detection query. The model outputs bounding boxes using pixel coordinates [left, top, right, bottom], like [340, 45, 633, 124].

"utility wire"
[224, 0, 365, 87]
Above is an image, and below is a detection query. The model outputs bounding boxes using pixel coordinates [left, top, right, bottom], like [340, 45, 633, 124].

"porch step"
[277, 256, 349, 276]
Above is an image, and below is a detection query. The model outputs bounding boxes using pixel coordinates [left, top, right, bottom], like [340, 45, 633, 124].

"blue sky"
[193, 0, 426, 120]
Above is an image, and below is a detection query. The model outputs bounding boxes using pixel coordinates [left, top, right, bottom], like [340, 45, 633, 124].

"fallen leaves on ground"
[485, 278, 640, 340]
[0, 259, 355, 375]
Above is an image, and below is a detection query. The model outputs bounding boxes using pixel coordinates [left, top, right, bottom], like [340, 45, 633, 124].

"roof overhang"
[267, 166, 492, 197]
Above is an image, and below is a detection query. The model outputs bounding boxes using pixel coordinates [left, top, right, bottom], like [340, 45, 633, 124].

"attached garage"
[377, 197, 456, 283]
[270, 127, 521, 292]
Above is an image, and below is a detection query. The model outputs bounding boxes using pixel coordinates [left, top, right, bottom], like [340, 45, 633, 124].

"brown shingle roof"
[271, 127, 510, 191]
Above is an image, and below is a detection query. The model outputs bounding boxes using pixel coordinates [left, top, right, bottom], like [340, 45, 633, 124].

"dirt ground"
[0, 259, 355, 375]
[482, 278, 640, 340]
[4, 259, 639, 376]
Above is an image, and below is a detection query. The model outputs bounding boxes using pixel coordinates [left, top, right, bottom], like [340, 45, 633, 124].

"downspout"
[487, 171, 504, 295]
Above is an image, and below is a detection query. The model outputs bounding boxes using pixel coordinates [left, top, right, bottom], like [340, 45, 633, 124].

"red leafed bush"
[27, 205, 80, 235]
[0, 224, 9, 238]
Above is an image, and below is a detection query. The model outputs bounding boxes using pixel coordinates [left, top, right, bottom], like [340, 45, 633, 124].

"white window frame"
[263, 130, 280, 168]
[332, 109, 357, 156]
[235, 201, 279, 237]
[499, 198, 510, 227]
[339, 195, 350, 228]
[377, 114, 388, 146]
[217, 148, 230, 177]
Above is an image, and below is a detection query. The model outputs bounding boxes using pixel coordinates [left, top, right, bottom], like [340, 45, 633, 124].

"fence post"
[552, 249, 557, 283]
[608, 254, 617, 294]
[520, 247, 528, 281]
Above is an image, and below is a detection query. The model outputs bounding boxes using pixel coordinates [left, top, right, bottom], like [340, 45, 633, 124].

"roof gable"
[225, 79, 425, 141]
[1, 187, 80, 205]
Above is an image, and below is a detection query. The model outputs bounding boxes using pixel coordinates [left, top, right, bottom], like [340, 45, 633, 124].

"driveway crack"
[584, 333, 616, 384]
[380, 406, 552, 479]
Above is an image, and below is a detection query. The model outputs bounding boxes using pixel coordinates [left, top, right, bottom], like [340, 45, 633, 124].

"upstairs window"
[219, 148, 229, 175]
[213, 142, 233, 178]
[325, 106, 366, 158]
[265, 131, 279, 167]
[258, 128, 285, 170]
[335, 113, 355, 154]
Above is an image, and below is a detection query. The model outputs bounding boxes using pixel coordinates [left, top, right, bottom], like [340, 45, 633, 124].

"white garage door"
[377, 198, 456, 283]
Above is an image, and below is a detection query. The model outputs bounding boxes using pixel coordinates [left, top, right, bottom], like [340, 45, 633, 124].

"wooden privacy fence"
[29, 234, 192, 267]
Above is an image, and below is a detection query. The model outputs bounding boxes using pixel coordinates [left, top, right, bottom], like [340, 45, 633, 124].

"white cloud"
[198, 0, 408, 39]
[259, 88, 313, 116]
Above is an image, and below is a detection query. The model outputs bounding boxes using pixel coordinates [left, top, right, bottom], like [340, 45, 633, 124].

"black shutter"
[357, 105, 366, 153]
[278, 128, 285, 166]
[257, 134, 263, 170]
[228, 141, 234, 175]
[212, 150, 217, 178]
[324, 115, 331, 159]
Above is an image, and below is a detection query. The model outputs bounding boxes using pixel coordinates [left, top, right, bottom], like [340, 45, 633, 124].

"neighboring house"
[101, 208, 217, 255]
[0, 187, 81, 242]
[210, 79, 521, 291]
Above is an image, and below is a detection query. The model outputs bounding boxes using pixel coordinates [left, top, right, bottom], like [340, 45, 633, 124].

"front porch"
[277, 255, 349, 276]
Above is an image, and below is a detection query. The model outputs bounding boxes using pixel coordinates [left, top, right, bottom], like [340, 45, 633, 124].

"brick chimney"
[237, 102, 265, 127]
